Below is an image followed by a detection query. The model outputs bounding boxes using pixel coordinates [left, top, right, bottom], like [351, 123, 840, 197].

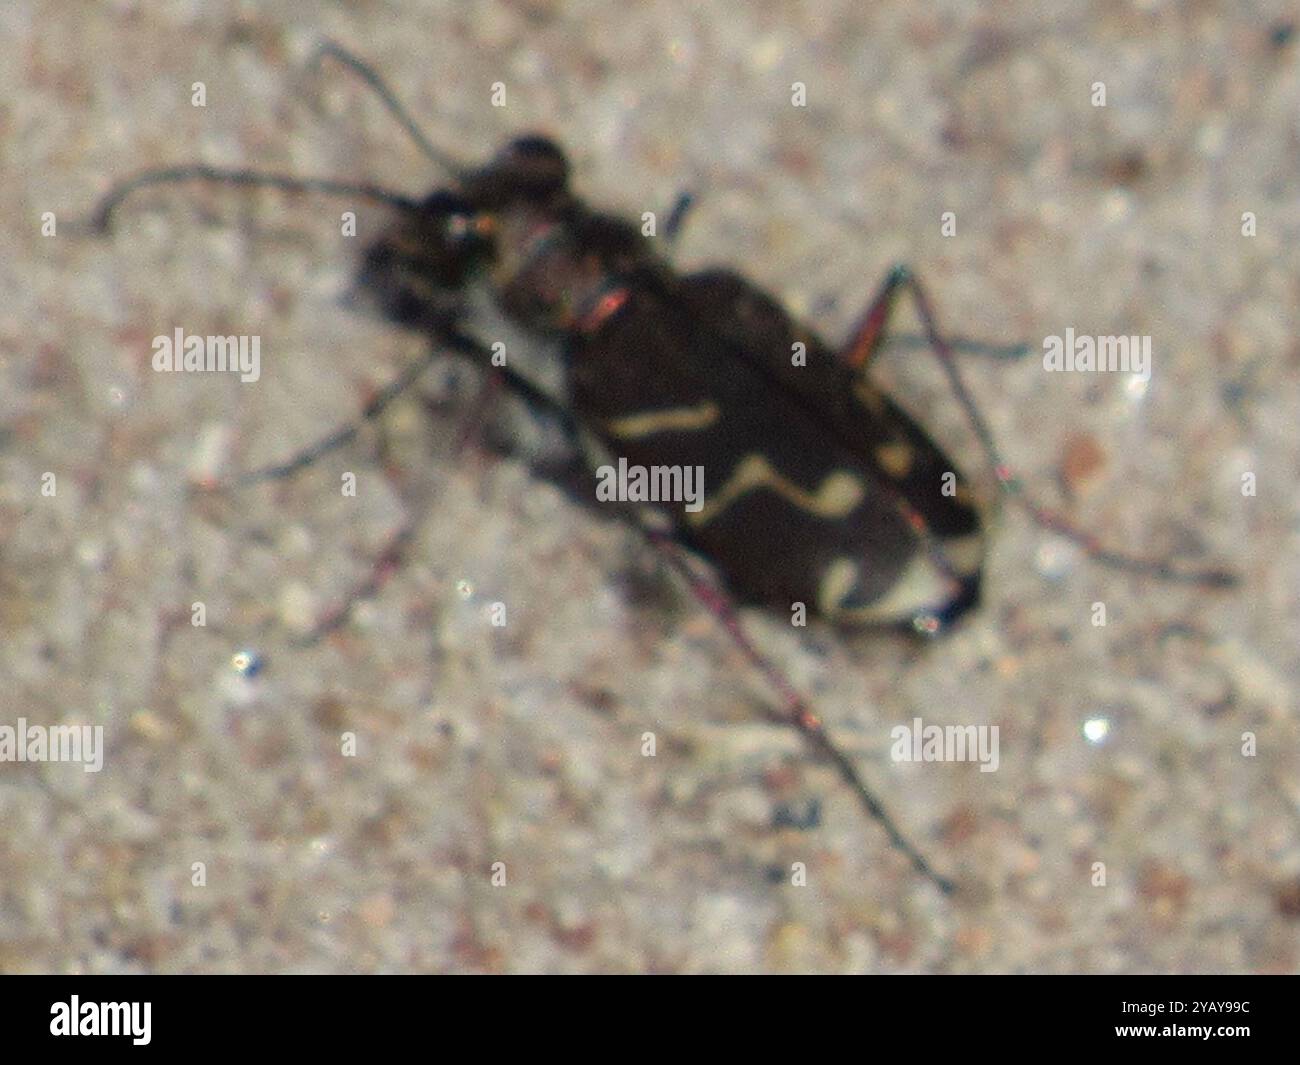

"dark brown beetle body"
[360, 137, 984, 631]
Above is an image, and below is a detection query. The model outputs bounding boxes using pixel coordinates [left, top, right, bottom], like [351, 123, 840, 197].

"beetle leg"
[641, 527, 956, 894]
[663, 191, 696, 248]
[843, 266, 1235, 587]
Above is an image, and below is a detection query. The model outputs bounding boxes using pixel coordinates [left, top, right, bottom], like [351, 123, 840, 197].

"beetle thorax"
[489, 206, 622, 334]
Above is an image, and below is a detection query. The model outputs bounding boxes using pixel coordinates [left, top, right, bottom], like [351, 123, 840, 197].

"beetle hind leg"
[840, 266, 1236, 588]
[642, 529, 957, 894]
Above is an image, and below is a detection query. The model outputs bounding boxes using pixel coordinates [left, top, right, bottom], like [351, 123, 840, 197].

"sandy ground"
[2, 0, 1298, 973]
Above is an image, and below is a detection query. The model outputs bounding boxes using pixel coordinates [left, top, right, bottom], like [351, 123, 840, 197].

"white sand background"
[2, 0, 1297, 972]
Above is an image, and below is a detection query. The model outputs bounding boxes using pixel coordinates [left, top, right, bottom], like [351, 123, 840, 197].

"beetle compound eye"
[495, 135, 570, 193]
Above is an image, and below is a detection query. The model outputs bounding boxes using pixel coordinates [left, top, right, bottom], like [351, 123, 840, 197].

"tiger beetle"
[89, 43, 1235, 895]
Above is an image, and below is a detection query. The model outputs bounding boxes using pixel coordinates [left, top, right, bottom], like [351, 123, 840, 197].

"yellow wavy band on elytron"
[687, 454, 865, 527]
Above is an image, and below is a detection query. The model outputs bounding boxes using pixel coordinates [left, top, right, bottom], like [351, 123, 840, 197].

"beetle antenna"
[87, 165, 425, 233]
[85, 42, 470, 233]
[310, 41, 469, 180]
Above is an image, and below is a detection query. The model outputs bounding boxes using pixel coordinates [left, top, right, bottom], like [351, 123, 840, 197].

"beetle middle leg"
[206, 330, 580, 639]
